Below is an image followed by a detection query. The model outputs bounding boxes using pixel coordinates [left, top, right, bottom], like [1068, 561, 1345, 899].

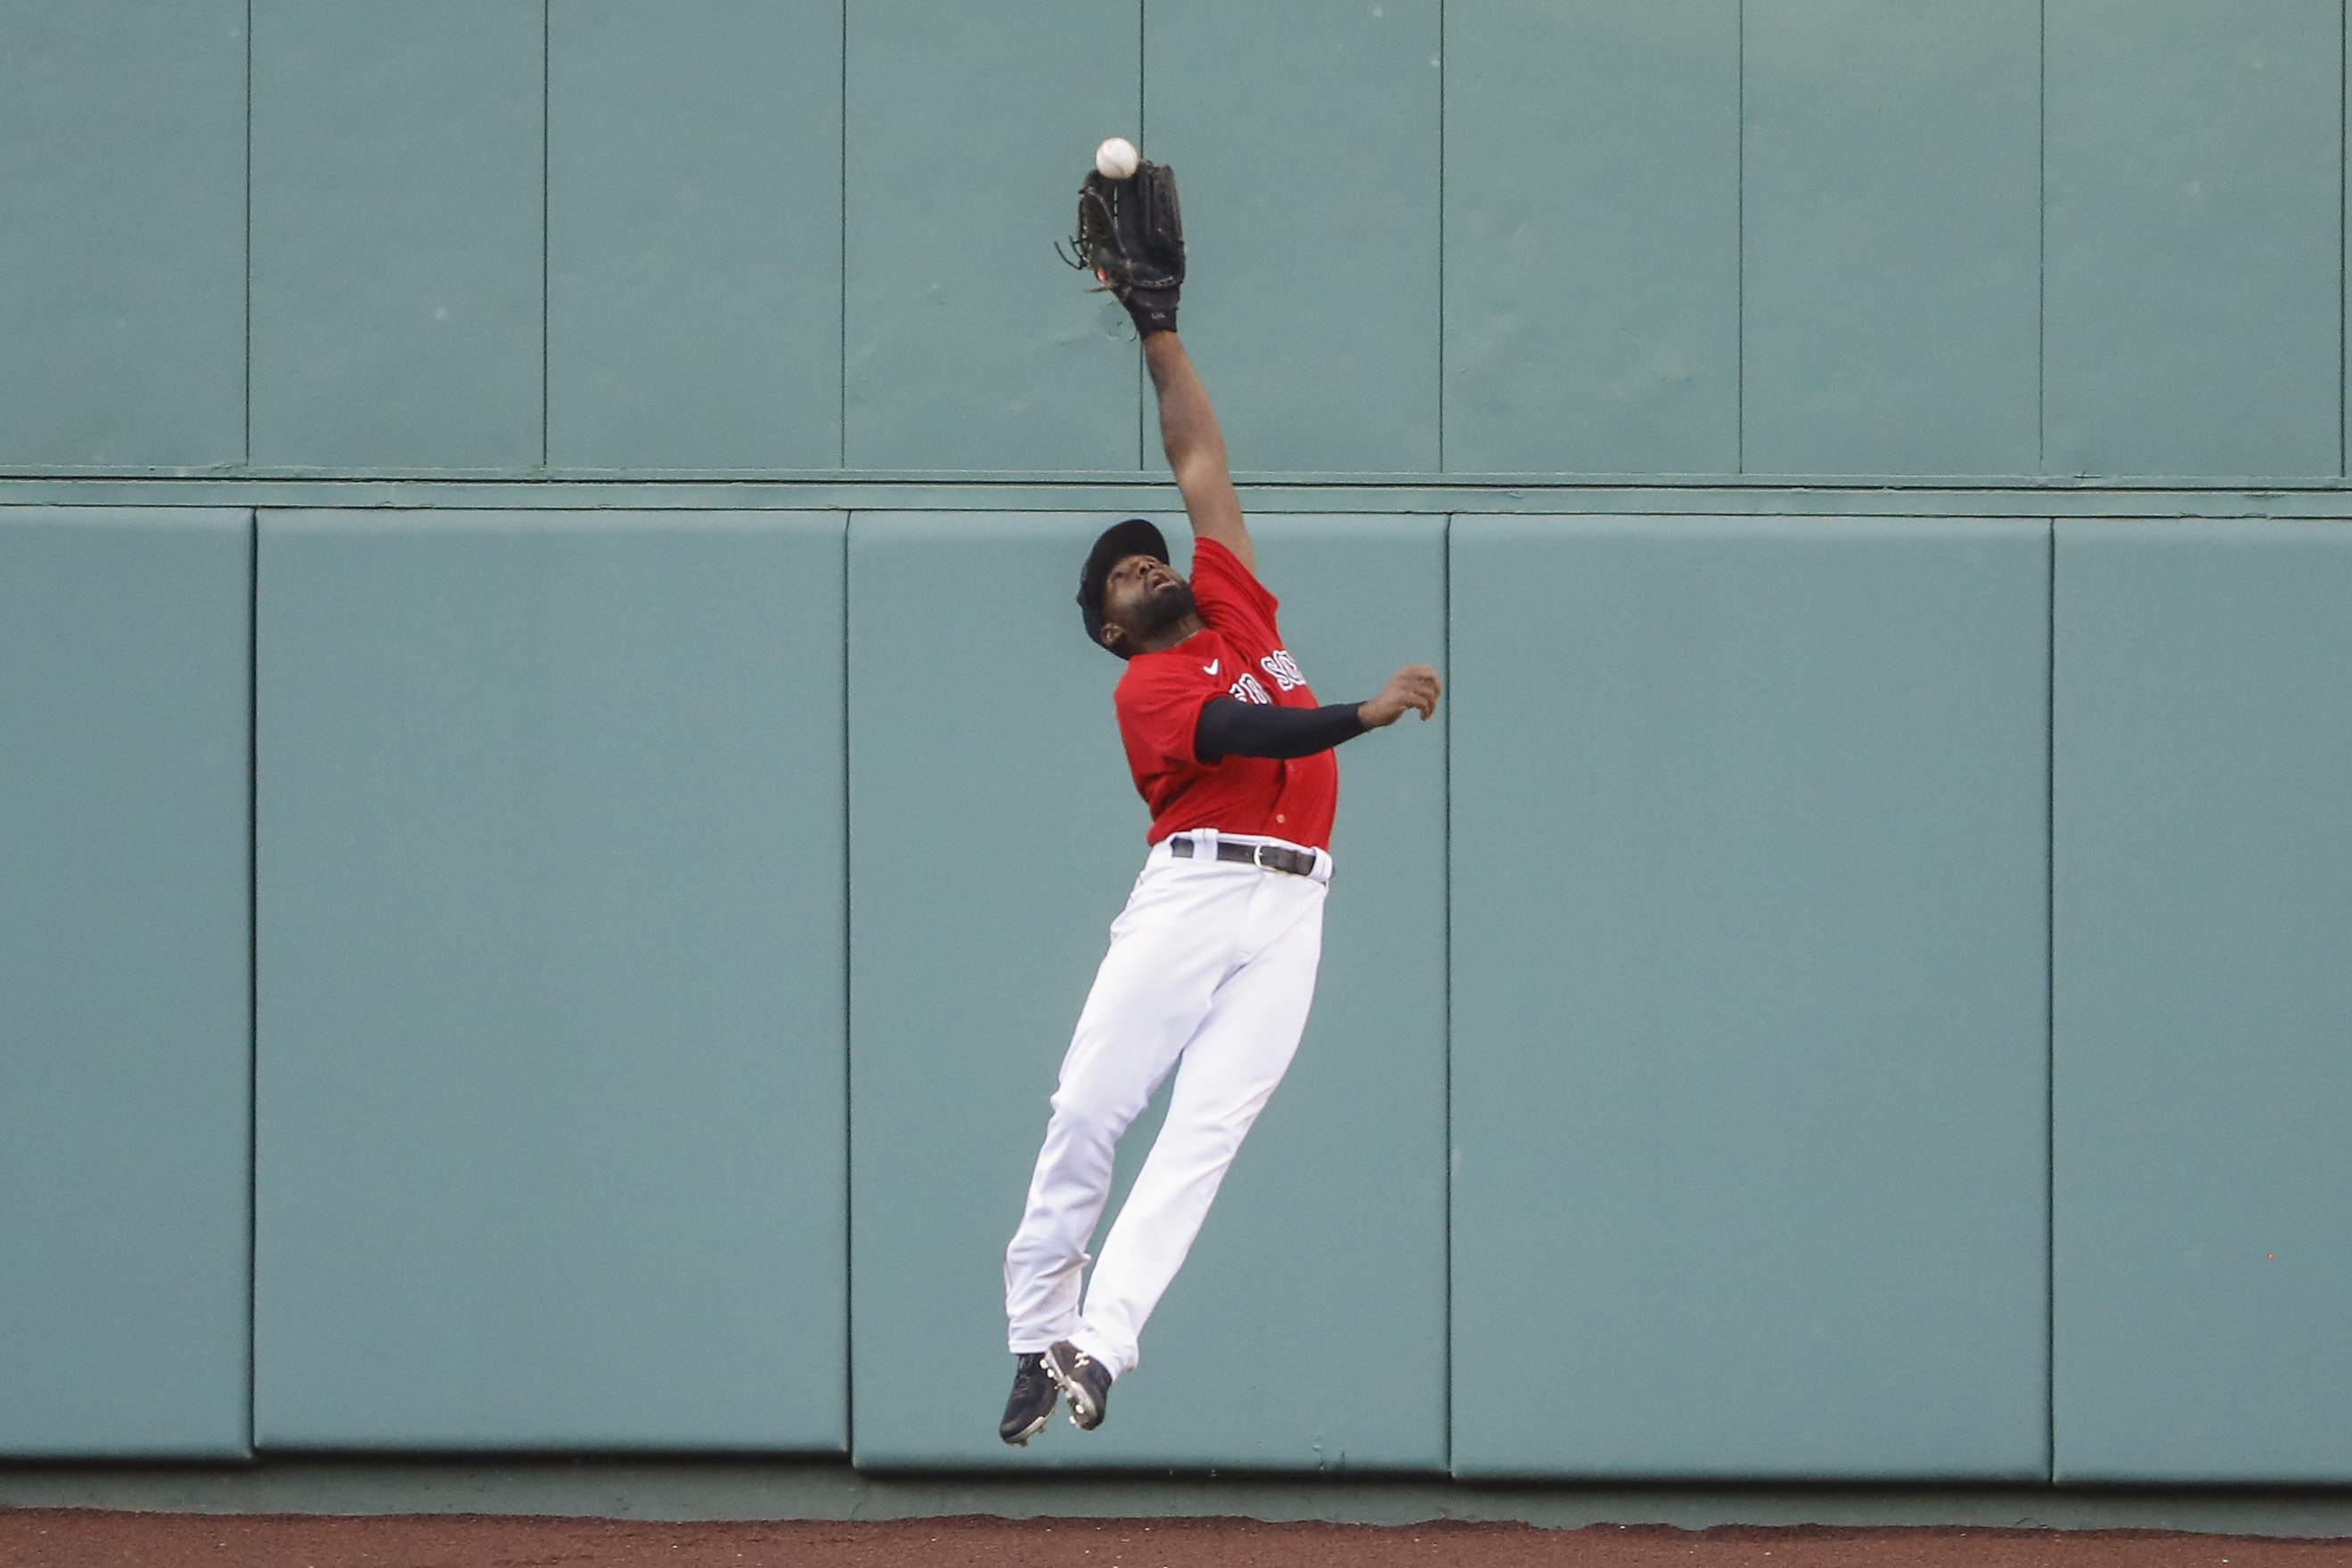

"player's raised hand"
[1358, 664, 1443, 729]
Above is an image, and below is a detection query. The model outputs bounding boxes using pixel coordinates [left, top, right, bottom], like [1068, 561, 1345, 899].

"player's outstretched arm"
[1144, 332, 1254, 576]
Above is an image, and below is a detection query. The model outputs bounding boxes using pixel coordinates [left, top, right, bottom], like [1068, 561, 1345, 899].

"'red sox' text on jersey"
[1110, 537, 1339, 850]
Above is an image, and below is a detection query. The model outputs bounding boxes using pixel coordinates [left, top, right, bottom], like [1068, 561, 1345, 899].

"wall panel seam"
[1439, 509, 1454, 1472]
[839, 0, 849, 471]
[840, 508, 856, 1452]
[245, 505, 260, 1453]
[2042, 515, 2056, 1482]
[1735, 0, 1745, 475]
[540, 0, 551, 471]
[1137, 0, 1147, 472]
[243, 0, 255, 467]
[1434, 0, 1445, 475]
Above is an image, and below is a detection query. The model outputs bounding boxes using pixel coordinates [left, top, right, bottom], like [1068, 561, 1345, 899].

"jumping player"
[1000, 159, 1442, 1443]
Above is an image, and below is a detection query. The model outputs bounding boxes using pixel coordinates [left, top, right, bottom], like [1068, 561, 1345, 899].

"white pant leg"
[1002, 850, 1246, 1352]
[1072, 869, 1327, 1378]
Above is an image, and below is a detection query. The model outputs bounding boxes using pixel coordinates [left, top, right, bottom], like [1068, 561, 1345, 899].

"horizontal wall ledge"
[5, 1461, 2352, 1536]
[9, 467, 2352, 492]
[4, 478, 2352, 521]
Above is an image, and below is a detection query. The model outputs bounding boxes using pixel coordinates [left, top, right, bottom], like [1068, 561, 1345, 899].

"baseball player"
[1000, 159, 1442, 1443]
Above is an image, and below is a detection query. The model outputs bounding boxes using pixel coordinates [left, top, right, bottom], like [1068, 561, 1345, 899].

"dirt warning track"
[4, 1512, 2351, 1568]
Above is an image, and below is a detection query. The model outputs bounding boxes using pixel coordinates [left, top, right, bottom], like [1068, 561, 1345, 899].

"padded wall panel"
[845, 3, 1139, 471]
[0, 508, 251, 1458]
[2045, 0, 2341, 478]
[549, 0, 843, 471]
[1145, 1, 1441, 474]
[849, 513, 1447, 1469]
[250, 1, 543, 470]
[1743, 0, 2039, 476]
[1450, 516, 2050, 1479]
[2053, 520, 2352, 1482]
[1444, 1, 1739, 475]
[0, 4, 247, 469]
[256, 510, 846, 1450]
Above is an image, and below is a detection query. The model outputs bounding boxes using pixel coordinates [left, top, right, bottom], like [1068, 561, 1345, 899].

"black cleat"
[999, 1352, 1057, 1445]
[1044, 1340, 1112, 1432]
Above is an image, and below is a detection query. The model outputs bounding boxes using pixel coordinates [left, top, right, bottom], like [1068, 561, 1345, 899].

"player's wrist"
[1124, 290, 1178, 337]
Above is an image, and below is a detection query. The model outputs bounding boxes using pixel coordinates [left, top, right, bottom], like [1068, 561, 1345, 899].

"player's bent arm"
[1194, 666, 1442, 762]
[1144, 331, 1254, 576]
[1196, 698, 1365, 763]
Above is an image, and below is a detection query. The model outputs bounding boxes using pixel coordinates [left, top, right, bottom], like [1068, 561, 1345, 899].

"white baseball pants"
[1004, 829, 1330, 1380]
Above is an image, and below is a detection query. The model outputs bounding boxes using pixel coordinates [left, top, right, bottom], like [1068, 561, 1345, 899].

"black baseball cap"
[1077, 517, 1171, 657]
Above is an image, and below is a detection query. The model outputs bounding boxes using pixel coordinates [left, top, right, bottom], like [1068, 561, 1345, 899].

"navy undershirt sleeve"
[1195, 697, 1367, 763]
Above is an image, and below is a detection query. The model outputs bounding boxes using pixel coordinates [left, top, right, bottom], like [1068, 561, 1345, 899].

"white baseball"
[1095, 136, 1140, 180]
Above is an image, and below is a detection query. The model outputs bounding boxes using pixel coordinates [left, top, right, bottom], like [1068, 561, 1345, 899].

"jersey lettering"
[1259, 649, 1306, 691]
[1113, 537, 1339, 853]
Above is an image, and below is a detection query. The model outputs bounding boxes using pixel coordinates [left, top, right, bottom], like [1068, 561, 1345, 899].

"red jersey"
[1113, 537, 1340, 850]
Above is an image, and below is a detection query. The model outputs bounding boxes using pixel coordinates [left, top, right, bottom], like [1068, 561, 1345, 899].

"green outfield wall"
[3, 0, 2348, 1506]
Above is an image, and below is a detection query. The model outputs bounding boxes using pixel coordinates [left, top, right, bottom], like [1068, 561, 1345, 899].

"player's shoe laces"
[1044, 1341, 1112, 1432]
[1000, 1352, 1058, 1445]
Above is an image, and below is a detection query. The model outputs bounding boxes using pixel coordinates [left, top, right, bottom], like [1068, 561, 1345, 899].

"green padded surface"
[1450, 515, 2051, 1480]
[1443, 1, 1739, 475]
[2053, 519, 2352, 1482]
[256, 510, 847, 1450]
[2043, 0, 2341, 478]
[1741, 0, 2039, 476]
[844, 1, 1139, 471]
[548, 0, 843, 471]
[1145, 0, 1441, 475]
[0, 507, 252, 1457]
[0, 4, 247, 469]
[250, 1, 544, 470]
[848, 512, 1447, 1470]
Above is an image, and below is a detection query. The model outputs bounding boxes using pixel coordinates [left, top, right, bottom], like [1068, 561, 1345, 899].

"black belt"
[1169, 837, 1318, 878]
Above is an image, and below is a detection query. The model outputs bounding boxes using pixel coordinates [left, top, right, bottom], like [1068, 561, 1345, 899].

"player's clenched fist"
[1357, 664, 1442, 729]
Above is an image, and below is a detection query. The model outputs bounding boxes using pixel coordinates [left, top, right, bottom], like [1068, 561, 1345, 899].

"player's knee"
[1194, 1103, 1270, 1160]
[1049, 1083, 1145, 1138]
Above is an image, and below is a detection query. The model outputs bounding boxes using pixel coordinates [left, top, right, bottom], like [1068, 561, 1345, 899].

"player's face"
[1102, 553, 1196, 649]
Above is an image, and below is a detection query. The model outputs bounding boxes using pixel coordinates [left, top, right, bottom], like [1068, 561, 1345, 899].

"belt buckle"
[1250, 843, 1271, 870]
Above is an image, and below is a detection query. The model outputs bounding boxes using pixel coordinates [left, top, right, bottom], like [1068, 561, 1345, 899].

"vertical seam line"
[244, 508, 259, 1451]
[838, 0, 849, 470]
[243, 0, 255, 467]
[541, 0, 551, 471]
[2340, 0, 2347, 476]
[2038, 0, 2048, 474]
[1439, 510, 1454, 1474]
[2044, 517, 2058, 1482]
[1138, 0, 1149, 471]
[1735, 0, 1746, 475]
[839, 511, 855, 1456]
[1435, 0, 1446, 474]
